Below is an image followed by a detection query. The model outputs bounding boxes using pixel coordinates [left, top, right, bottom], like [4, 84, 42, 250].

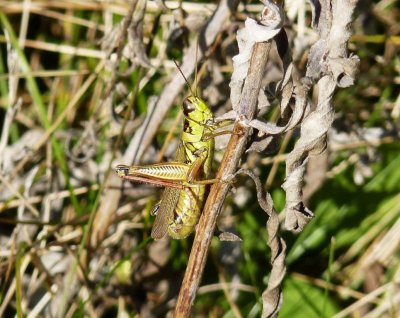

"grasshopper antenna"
[173, 59, 195, 97]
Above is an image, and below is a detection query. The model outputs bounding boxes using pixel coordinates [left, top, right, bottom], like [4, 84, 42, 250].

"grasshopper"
[116, 85, 219, 239]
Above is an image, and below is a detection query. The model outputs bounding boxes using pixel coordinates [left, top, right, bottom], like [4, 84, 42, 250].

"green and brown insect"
[116, 91, 218, 239]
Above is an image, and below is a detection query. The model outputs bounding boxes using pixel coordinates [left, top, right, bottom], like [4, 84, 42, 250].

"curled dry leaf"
[0, 129, 44, 181]
[235, 169, 286, 318]
[126, 0, 152, 68]
[282, 0, 359, 233]
[65, 123, 98, 164]
[101, 0, 150, 69]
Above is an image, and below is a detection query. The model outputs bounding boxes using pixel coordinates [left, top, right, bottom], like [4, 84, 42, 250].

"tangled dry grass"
[0, 0, 399, 317]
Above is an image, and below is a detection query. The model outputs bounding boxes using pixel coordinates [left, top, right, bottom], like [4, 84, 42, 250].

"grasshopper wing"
[151, 143, 186, 240]
[151, 186, 180, 239]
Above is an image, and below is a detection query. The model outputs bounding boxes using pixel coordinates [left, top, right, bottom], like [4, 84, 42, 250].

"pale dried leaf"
[126, 0, 152, 68]
[282, 0, 359, 233]
[235, 169, 286, 318]
[218, 231, 242, 242]
[229, 1, 283, 112]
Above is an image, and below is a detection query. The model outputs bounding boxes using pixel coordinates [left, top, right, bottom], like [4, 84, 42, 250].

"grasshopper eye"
[183, 98, 196, 115]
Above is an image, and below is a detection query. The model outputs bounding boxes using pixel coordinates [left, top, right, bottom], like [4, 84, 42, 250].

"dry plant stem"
[174, 42, 272, 318]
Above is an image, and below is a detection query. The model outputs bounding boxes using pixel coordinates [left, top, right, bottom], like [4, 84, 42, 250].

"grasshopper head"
[182, 96, 213, 125]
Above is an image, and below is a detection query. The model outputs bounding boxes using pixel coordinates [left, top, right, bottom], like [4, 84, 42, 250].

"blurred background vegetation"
[0, 0, 399, 317]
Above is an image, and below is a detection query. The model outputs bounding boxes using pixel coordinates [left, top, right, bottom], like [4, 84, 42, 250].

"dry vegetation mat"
[1, 0, 399, 317]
